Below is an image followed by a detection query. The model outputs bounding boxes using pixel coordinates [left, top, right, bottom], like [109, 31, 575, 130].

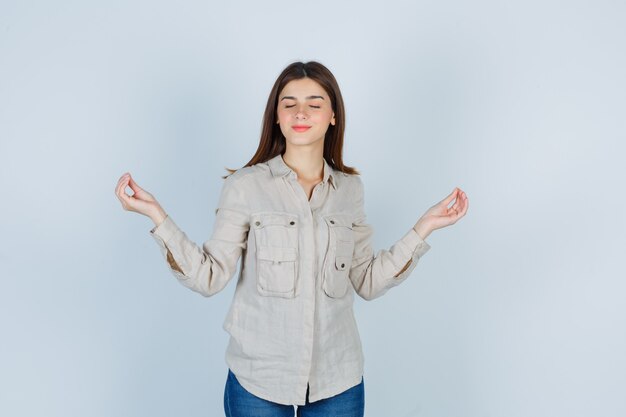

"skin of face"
[276, 77, 336, 148]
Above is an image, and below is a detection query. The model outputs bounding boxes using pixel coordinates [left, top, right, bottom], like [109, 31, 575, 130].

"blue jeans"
[223, 368, 365, 417]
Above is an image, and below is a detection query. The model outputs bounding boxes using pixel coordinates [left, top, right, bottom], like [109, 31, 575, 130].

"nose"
[295, 105, 308, 119]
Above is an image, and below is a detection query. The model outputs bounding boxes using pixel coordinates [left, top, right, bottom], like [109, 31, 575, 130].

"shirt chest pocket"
[251, 212, 300, 298]
[322, 213, 355, 298]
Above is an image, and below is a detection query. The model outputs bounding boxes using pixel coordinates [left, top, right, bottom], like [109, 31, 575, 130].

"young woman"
[115, 61, 468, 417]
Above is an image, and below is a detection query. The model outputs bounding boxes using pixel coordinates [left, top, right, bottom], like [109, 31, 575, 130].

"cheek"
[277, 107, 292, 115]
[315, 111, 333, 124]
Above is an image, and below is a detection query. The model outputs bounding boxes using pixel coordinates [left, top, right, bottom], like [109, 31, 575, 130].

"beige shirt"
[149, 153, 431, 405]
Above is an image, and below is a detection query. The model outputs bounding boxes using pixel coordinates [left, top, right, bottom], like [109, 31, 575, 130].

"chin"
[286, 136, 319, 146]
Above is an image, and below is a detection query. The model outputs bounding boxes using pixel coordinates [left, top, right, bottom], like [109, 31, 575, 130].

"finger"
[452, 194, 468, 219]
[117, 178, 133, 202]
[118, 172, 130, 184]
[115, 173, 130, 193]
[116, 181, 126, 203]
[115, 177, 126, 197]
[451, 195, 462, 212]
[461, 195, 469, 216]
[451, 189, 468, 212]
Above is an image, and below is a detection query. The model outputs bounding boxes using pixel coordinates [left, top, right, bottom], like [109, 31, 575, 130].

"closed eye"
[285, 105, 321, 108]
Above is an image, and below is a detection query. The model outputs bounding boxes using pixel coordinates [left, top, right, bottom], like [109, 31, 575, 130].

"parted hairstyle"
[223, 60, 359, 178]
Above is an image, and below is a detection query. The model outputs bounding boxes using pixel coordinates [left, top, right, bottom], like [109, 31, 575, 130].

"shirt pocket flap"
[257, 245, 297, 262]
[252, 212, 299, 229]
[334, 255, 351, 271]
[323, 214, 353, 229]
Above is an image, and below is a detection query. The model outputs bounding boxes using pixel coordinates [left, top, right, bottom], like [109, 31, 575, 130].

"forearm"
[149, 214, 246, 297]
[350, 224, 431, 301]
[413, 218, 432, 241]
[150, 206, 168, 227]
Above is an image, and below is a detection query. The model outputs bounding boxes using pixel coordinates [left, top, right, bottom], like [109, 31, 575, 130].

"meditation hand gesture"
[413, 187, 469, 240]
[115, 172, 167, 226]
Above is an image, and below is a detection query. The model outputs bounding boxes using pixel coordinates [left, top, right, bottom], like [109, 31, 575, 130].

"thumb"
[439, 187, 458, 207]
[128, 175, 144, 193]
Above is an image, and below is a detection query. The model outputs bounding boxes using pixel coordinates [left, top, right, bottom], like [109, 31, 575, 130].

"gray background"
[1, 1, 624, 416]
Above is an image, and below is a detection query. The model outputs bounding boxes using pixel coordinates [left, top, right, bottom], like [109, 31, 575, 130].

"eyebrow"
[280, 95, 325, 101]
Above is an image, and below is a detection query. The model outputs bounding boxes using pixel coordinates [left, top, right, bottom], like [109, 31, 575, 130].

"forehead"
[279, 78, 328, 99]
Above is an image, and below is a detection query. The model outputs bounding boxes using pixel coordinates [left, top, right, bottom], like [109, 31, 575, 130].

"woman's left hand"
[413, 187, 469, 240]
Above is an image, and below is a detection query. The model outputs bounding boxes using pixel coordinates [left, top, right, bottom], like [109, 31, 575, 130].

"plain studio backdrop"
[1, 1, 624, 416]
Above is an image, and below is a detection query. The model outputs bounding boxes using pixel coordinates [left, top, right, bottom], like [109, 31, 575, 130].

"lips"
[292, 126, 311, 132]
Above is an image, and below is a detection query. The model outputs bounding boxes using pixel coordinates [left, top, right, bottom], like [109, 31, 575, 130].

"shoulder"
[222, 163, 267, 186]
[338, 171, 364, 195]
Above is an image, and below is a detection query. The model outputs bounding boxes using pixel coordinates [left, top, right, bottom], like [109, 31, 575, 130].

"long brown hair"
[222, 60, 359, 178]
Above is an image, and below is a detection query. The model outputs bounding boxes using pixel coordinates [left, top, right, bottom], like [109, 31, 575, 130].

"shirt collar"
[267, 153, 337, 190]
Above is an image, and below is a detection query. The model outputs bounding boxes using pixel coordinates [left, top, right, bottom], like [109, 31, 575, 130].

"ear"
[331, 113, 336, 126]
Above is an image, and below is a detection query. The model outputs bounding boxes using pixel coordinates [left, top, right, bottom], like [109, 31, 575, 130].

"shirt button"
[290, 221, 295, 225]
[330, 220, 335, 224]
[255, 221, 261, 226]
[341, 263, 345, 268]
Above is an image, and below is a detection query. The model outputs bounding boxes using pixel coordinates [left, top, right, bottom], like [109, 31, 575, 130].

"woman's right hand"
[115, 172, 167, 226]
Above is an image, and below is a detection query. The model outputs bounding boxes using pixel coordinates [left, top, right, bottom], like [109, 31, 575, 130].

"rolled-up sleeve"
[348, 176, 431, 301]
[149, 174, 250, 297]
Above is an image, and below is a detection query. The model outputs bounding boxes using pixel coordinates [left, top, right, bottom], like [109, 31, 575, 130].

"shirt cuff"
[400, 227, 431, 258]
[149, 214, 180, 244]
[392, 227, 431, 281]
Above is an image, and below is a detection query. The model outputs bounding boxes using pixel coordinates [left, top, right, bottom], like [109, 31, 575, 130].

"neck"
[282, 146, 324, 182]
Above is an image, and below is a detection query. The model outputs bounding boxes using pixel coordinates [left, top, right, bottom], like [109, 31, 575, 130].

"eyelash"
[285, 105, 320, 109]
